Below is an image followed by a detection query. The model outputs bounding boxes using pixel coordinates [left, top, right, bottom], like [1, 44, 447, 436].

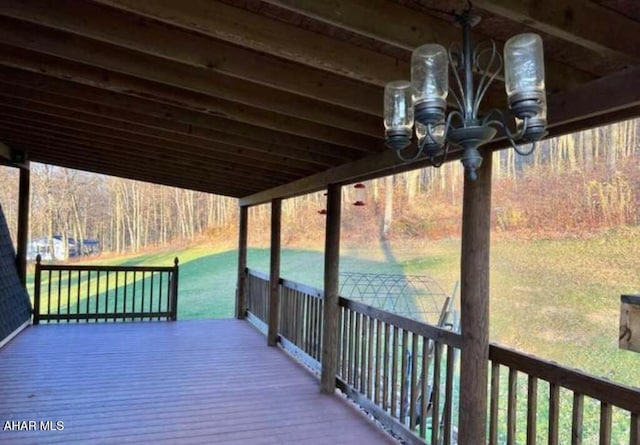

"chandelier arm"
[429, 142, 450, 168]
[448, 45, 466, 117]
[507, 137, 537, 156]
[472, 42, 495, 110]
[395, 144, 425, 162]
[482, 109, 529, 140]
[448, 86, 465, 114]
[473, 42, 503, 118]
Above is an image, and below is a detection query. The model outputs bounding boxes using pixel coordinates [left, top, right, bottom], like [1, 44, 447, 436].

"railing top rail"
[37, 264, 176, 272]
[339, 297, 462, 348]
[490, 344, 640, 413]
[246, 268, 270, 282]
[280, 278, 323, 299]
[247, 268, 325, 298]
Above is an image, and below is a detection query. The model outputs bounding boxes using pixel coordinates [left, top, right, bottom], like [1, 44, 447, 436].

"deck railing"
[337, 297, 461, 445]
[33, 256, 179, 324]
[244, 269, 640, 445]
[489, 345, 640, 445]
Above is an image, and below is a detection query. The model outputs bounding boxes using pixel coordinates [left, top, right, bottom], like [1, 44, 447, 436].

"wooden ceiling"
[0, 0, 638, 204]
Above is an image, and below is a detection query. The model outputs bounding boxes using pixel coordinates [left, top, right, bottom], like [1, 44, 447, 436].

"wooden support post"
[267, 198, 282, 346]
[170, 257, 179, 321]
[321, 183, 342, 393]
[458, 152, 492, 445]
[235, 205, 249, 319]
[16, 162, 30, 287]
[33, 254, 41, 325]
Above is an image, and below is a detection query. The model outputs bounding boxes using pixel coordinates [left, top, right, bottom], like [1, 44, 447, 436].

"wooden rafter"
[473, 0, 640, 63]
[0, 17, 380, 137]
[0, 67, 356, 163]
[0, 0, 382, 116]
[0, 45, 380, 150]
[260, 0, 595, 93]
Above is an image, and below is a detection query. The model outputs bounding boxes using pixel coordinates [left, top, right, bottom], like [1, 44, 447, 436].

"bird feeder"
[619, 295, 640, 353]
[353, 183, 366, 206]
[318, 192, 328, 215]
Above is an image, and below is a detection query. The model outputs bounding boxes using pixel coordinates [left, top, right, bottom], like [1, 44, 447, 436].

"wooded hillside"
[0, 119, 637, 254]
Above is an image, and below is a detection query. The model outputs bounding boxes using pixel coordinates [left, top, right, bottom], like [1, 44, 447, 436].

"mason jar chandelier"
[383, 7, 548, 180]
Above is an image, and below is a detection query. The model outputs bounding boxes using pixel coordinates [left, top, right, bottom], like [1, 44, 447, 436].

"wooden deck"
[0, 320, 397, 444]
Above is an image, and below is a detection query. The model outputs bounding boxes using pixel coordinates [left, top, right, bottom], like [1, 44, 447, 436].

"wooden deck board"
[0, 320, 397, 444]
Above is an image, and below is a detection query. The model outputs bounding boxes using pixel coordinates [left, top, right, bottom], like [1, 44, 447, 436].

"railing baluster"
[33, 258, 42, 325]
[132, 271, 137, 321]
[314, 297, 320, 358]
[85, 270, 91, 322]
[443, 344, 455, 445]
[95, 270, 100, 321]
[141, 271, 146, 320]
[123, 271, 128, 321]
[549, 383, 560, 445]
[66, 269, 71, 323]
[354, 312, 362, 391]
[489, 361, 500, 445]
[507, 368, 518, 445]
[572, 392, 584, 445]
[166, 270, 172, 318]
[361, 315, 369, 393]
[631, 412, 639, 445]
[291, 290, 298, 346]
[383, 321, 390, 413]
[431, 342, 442, 445]
[57, 269, 62, 323]
[367, 314, 375, 400]
[374, 318, 382, 406]
[527, 375, 538, 445]
[391, 325, 399, 417]
[340, 308, 348, 379]
[149, 271, 154, 321]
[158, 272, 163, 320]
[114, 270, 119, 322]
[419, 336, 430, 438]
[400, 329, 409, 424]
[46, 269, 52, 322]
[600, 402, 612, 445]
[76, 270, 81, 322]
[105, 270, 110, 319]
[409, 332, 418, 429]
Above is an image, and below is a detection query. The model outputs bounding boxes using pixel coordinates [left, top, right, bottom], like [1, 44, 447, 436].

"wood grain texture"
[268, 199, 282, 347]
[0, 320, 397, 444]
[235, 206, 248, 319]
[458, 151, 492, 445]
[15, 164, 29, 287]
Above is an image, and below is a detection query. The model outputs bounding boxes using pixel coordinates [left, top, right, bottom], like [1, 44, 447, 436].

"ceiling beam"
[0, 92, 323, 175]
[0, 0, 382, 116]
[261, 0, 595, 93]
[0, 67, 358, 163]
[0, 114, 295, 184]
[240, 66, 640, 206]
[4, 139, 254, 197]
[0, 128, 281, 190]
[0, 46, 381, 150]
[92, 0, 406, 86]
[0, 133, 266, 194]
[473, 0, 640, 64]
[0, 17, 380, 137]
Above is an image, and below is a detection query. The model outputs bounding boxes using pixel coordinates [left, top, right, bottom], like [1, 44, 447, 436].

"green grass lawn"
[30, 228, 640, 388]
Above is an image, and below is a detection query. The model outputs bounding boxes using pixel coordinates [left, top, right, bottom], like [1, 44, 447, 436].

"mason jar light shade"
[415, 122, 445, 145]
[411, 44, 449, 104]
[504, 33, 545, 100]
[384, 80, 414, 134]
